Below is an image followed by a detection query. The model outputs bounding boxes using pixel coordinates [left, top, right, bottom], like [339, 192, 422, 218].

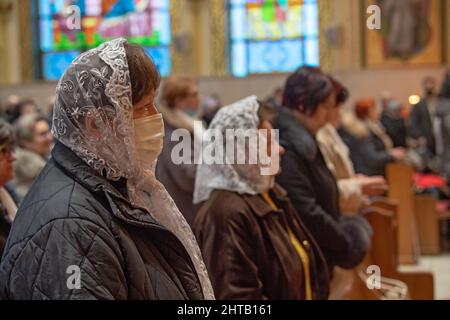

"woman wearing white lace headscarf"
[193, 96, 330, 300]
[0, 38, 214, 300]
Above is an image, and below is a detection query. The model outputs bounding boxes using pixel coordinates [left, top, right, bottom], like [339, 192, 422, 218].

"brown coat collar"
[241, 184, 289, 217]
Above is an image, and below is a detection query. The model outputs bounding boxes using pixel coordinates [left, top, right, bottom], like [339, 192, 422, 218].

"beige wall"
[0, 0, 449, 109]
[1, 65, 448, 112]
[0, 0, 21, 84]
[446, 0, 450, 64]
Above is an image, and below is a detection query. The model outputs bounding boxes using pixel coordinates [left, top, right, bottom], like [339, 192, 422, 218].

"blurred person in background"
[194, 96, 329, 300]
[7, 99, 39, 124]
[200, 93, 222, 127]
[156, 75, 203, 226]
[1, 95, 20, 123]
[317, 78, 387, 216]
[380, 98, 407, 148]
[408, 76, 439, 157]
[340, 98, 405, 177]
[435, 70, 450, 179]
[0, 119, 19, 259]
[265, 87, 284, 109]
[13, 113, 53, 198]
[276, 67, 372, 279]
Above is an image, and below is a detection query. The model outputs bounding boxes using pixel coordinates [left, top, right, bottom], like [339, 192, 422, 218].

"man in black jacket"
[408, 76, 438, 156]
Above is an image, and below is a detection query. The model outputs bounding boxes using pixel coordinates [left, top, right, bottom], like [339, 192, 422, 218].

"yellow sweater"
[261, 192, 313, 300]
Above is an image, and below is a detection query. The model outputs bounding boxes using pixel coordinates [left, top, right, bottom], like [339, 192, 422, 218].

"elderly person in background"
[13, 113, 53, 198]
[193, 96, 329, 300]
[156, 75, 203, 226]
[317, 77, 387, 215]
[339, 98, 405, 177]
[0, 119, 19, 259]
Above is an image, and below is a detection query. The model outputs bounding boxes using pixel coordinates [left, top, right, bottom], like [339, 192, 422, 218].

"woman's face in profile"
[133, 89, 159, 119]
[259, 120, 284, 177]
[0, 144, 15, 187]
[307, 92, 336, 135]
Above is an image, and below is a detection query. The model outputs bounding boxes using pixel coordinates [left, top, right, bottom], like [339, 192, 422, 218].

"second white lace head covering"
[193, 95, 274, 204]
[52, 38, 214, 299]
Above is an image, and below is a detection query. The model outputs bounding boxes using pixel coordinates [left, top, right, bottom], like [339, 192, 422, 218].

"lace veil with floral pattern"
[52, 38, 214, 299]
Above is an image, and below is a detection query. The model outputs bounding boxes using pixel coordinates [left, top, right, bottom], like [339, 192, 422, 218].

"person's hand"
[356, 175, 388, 196]
[390, 147, 406, 161]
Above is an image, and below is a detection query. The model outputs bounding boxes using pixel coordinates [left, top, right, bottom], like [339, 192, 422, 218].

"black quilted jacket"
[0, 141, 204, 300]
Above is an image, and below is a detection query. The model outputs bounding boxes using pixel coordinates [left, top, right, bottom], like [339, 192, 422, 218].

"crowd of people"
[0, 39, 449, 299]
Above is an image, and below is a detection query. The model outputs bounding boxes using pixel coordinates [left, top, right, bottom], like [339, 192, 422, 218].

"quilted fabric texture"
[0, 142, 204, 300]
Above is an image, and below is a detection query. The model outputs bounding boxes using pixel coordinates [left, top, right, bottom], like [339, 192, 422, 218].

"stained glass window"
[228, 0, 319, 77]
[38, 0, 171, 80]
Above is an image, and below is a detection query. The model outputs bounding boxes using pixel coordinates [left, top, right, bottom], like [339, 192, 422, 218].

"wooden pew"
[329, 196, 434, 299]
[364, 199, 434, 300]
[414, 194, 440, 255]
[415, 195, 450, 254]
[386, 163, 420, 264]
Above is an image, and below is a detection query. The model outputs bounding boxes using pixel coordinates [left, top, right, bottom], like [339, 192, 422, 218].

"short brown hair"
[282, 66, 334, 116]
[124, 43, 161, 104]
[257, 101, 277, 125]
[161, 76, 197, 108]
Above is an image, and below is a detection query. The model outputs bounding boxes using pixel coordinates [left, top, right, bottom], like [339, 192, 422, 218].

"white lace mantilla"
[52, 38, 214, 299]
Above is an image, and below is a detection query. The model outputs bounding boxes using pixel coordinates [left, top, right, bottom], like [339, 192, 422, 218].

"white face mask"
[134, 113, 164, 168]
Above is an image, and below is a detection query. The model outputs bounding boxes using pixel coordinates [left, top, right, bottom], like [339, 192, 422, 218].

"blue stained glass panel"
[42, 51, 80, 80]
[229, 0, 319, 77]
[144, 46, 171, 77]
[232, 41, 248, 77]
[248, 40, 303, 73]
[38, 0, 172, 80]
[304, 38, 319, 66]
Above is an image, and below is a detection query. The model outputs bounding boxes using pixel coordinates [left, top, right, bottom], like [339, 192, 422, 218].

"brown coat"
[193, 184, 330, 300]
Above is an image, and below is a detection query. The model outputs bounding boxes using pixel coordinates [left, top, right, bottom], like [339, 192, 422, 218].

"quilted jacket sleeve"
[3, 217, 128, 300]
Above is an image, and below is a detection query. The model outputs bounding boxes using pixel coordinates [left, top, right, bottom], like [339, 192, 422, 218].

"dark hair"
[328, 75, 349, 106]
[423, 76, 436, 86]
[257, 100, 277, 125]
[0, 119, 15, 148]
[282, 66, 334, 115]
[439, 70, 450, 99]
[124, 43, 161, 105]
